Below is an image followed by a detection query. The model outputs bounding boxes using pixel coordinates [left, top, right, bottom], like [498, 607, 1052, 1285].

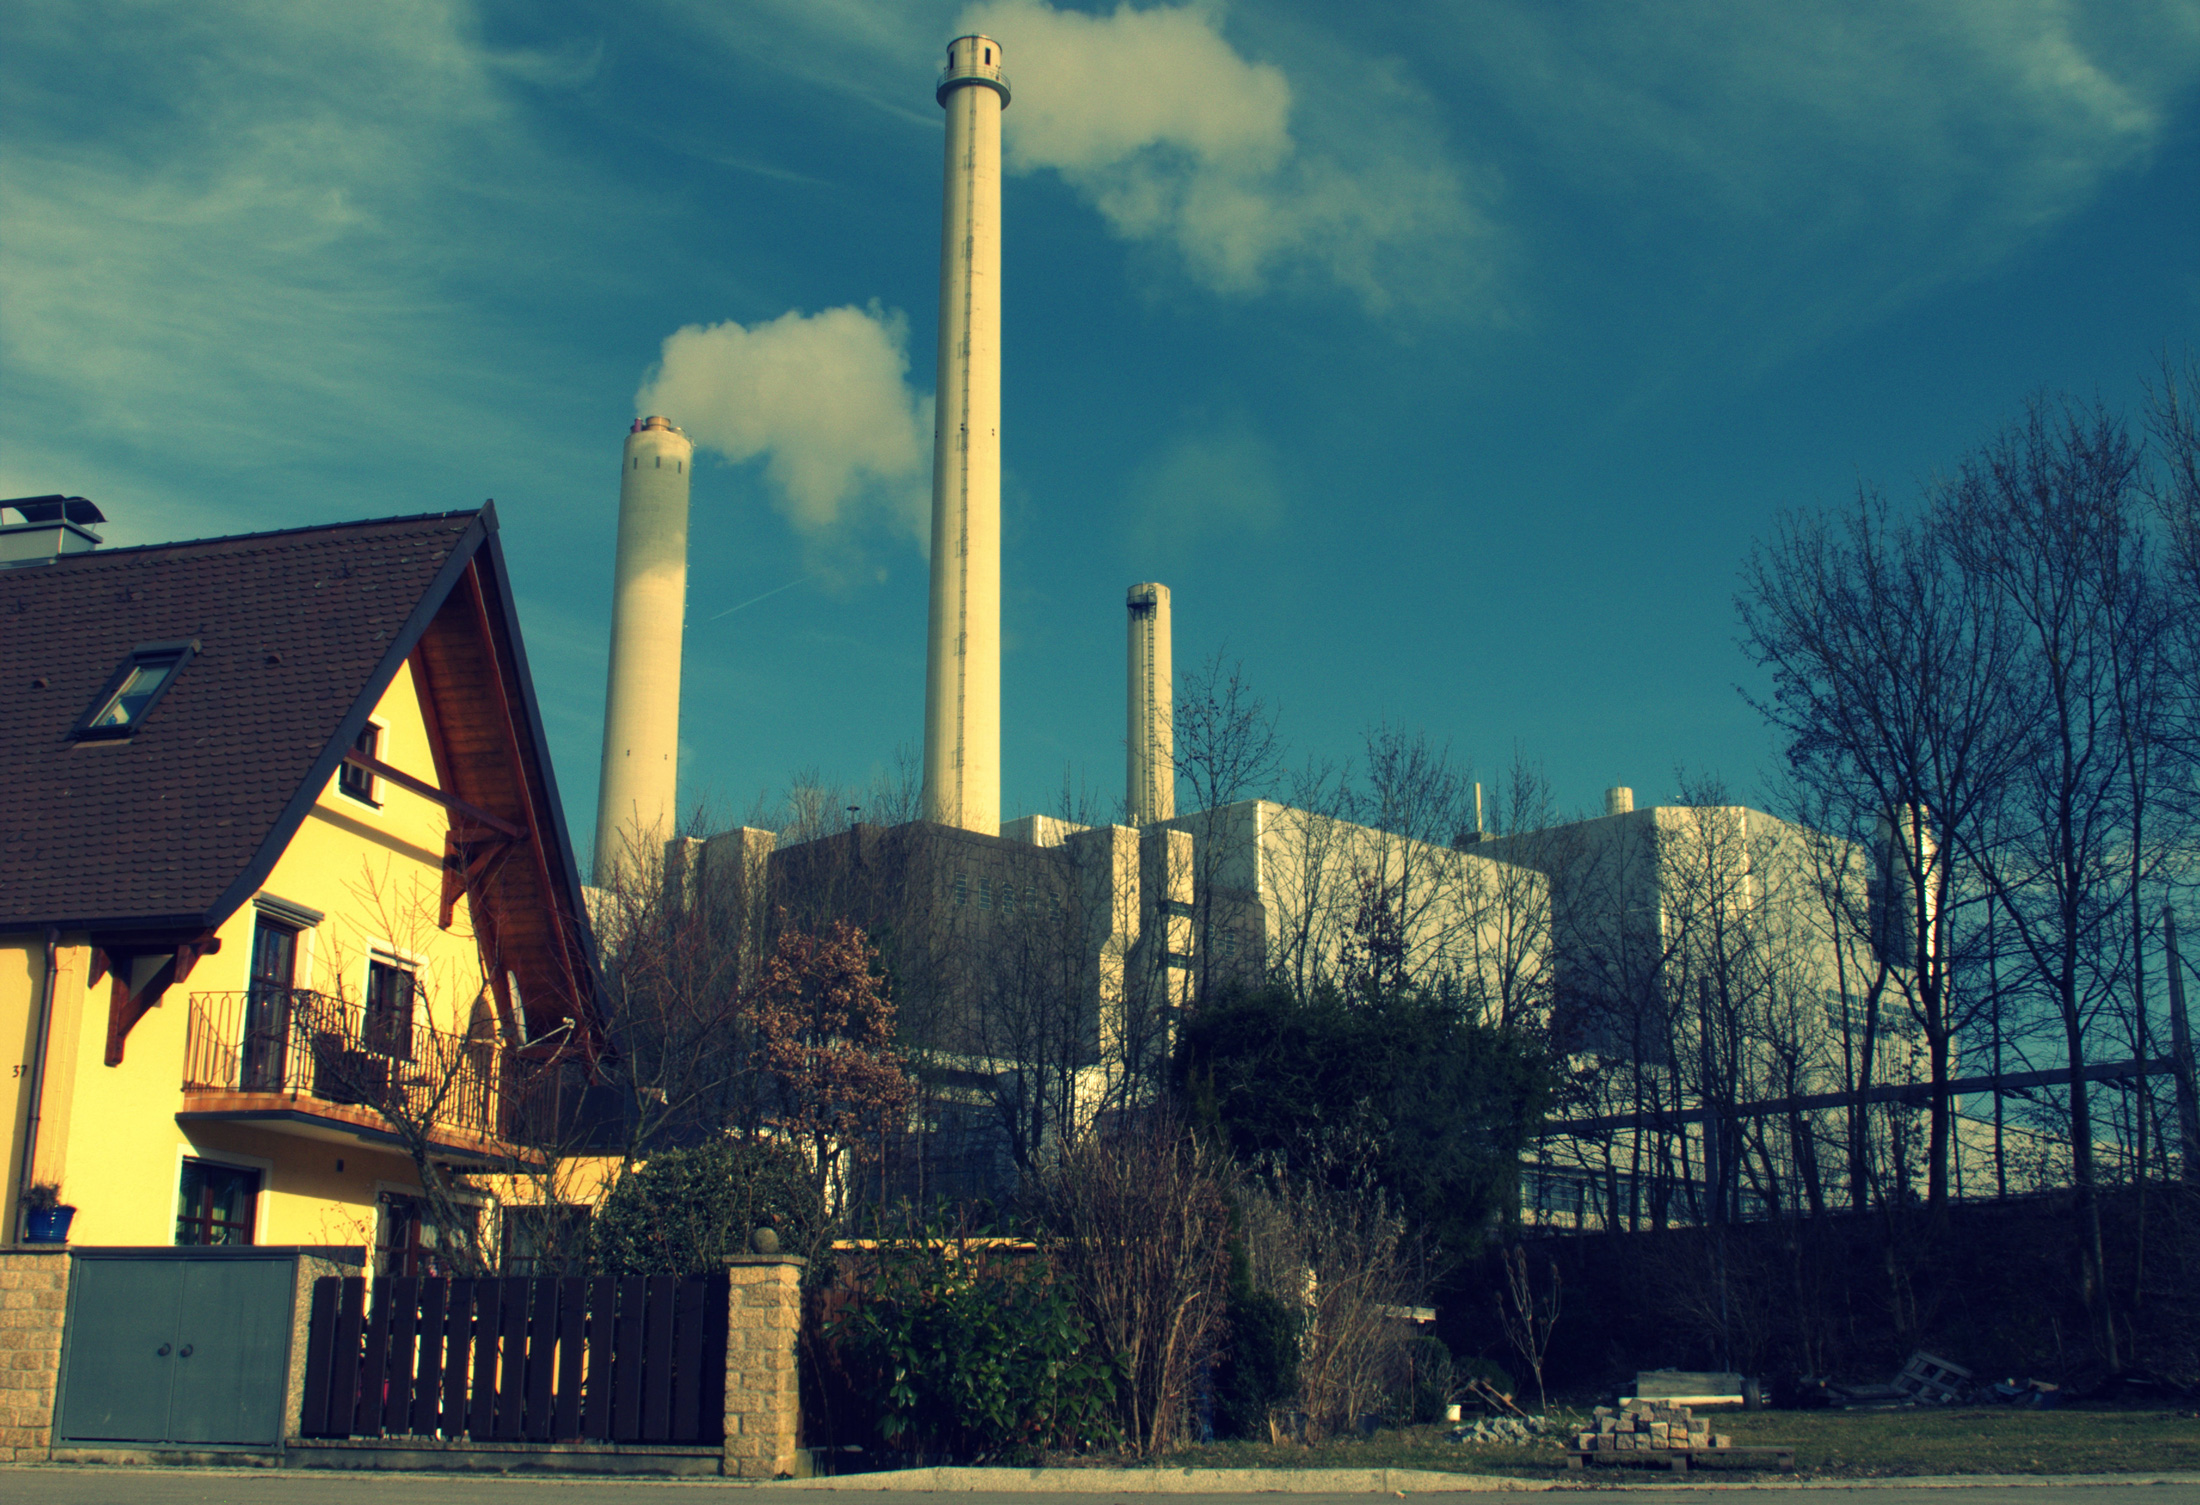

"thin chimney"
[1127, 583, 1173, 825]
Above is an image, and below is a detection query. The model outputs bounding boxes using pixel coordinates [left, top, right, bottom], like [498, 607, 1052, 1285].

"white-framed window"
[338, 721, 384, 806]
[364, 951, 418, 1059]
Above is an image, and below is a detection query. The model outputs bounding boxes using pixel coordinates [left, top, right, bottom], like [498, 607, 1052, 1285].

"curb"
[773, 1468, 1555, 1491]
[766, 1468, 2200, 1493]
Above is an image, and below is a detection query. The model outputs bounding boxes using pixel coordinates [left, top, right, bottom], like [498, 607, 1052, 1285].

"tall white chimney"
[594, 415, 693, 883]
[1126, 582, 1173, 826]
[922, 35, 1008, 836]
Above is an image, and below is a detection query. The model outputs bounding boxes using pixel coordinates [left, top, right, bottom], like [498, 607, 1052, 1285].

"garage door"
[55, 1251, 296, 1447]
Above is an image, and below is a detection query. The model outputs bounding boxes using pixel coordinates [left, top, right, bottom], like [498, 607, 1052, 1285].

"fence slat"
[413, 1279, 447, 1437]
[331, 1276, 367, 1438]
[700, 1273, 728, 1445]
[444, 1280, 474, 1439]
[612, 1275, 644, 1441]
[671, 1278, 705, 1442]
[641, 1274, 675, 1442]
[360, 1277, 394, 1438]
[554, 1277, 585, 1440]
[582, 1274, 614, 1440]
[524, 1277, 557, 1440]
[301, 1277, 338, 1437]
[496, 1280, 529, 1440]
[469, 1278, 502, 1440]
[384, 1276, 419, 1436]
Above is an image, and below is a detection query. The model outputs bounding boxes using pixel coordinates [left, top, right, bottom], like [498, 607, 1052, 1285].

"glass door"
[241, 919, 296, 1091]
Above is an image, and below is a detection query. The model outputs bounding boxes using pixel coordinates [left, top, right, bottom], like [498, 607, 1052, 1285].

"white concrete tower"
[1126, 583, 1174, 826]
[593, 415, 693, 883]
[923, 34, 1009, 834]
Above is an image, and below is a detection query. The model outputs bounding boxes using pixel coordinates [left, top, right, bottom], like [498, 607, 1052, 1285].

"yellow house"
[0, 502, 597, 1270]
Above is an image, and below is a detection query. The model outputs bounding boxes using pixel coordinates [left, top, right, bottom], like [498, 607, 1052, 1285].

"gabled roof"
[0, 506, 596, 1035]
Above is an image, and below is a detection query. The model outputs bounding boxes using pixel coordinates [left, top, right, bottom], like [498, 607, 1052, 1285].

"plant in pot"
[22, 1183, 75, 1244]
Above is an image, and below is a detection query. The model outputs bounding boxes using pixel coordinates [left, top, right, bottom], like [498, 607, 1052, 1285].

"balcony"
[182, 989, 549, 1161]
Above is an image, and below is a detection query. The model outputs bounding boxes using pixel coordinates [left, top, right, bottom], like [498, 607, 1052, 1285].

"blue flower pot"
[24, 1206, 75, 1243]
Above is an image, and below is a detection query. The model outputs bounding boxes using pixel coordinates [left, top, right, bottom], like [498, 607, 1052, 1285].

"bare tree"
[1740, 483, 2028, 1212]
[1945, 397, 2153, 1364]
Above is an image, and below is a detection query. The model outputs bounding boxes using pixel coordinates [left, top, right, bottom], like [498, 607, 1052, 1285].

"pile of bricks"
[1574, 1400, 1731, 1454]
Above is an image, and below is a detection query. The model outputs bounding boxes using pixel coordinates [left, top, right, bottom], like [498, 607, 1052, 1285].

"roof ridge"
[28, 508, 482, 566]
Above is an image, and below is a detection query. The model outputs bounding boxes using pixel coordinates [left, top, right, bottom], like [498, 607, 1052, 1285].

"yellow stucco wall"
[4, 661, 498, 1251]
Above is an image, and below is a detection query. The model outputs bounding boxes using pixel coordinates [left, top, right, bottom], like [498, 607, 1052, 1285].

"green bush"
[588, 1138, 825, 1277]
[1215, 1287, 1302, 1439]
[1402, 1335, 1455, 1423]
[829, 1237, 1118, 1461]
[1214, 1222, 1302, 1440]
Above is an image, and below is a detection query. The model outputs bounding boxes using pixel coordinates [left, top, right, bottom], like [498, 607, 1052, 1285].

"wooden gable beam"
[97, 934, 221, 1066]
[458, 559, 592, 1047]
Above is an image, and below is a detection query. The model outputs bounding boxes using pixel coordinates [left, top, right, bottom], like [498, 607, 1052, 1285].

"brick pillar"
[722, 1254, 805, 1478]
[0, 1250, 70, 1462]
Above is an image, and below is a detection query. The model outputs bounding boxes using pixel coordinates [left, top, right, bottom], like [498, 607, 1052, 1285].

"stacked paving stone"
[1575, 1400, 1732, 1454]
[0, 1252, 69, 1463]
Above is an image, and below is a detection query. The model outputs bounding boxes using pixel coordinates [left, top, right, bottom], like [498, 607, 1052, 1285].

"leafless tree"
[1740, 482, 2029, 1212]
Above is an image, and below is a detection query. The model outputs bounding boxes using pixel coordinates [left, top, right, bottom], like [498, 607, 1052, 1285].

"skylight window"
[73, 640, 196, 739]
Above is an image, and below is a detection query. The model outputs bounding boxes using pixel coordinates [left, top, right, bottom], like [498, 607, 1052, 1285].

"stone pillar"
[0, 1250, 70, 1462]
[722, 1254, 805, 1478]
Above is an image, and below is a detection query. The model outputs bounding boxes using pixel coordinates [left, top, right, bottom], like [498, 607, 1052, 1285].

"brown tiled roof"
[1, 511, 485, 931]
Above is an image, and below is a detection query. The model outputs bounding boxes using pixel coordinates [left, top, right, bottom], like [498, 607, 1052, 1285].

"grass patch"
[1045, 1408, 2200, 1480]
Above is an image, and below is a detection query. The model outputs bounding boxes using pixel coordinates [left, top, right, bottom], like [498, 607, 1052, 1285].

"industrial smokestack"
[1126, 583, 1173, 826]
[922, 34, 1009, 836]
[594, 415, 693, 883]
[1605, 786, 1634, 816]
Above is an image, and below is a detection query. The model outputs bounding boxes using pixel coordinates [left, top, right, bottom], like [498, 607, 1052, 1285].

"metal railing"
[185, 989, 507, 1144]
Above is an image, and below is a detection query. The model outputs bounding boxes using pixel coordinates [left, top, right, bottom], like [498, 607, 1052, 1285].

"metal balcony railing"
[184, 988, 511, 1145]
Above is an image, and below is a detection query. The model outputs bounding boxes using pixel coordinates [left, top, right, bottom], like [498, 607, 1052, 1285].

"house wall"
[4, 663, 493, 1251]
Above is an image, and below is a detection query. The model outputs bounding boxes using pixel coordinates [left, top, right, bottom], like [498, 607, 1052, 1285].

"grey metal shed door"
[56, 1255, 294, 1446]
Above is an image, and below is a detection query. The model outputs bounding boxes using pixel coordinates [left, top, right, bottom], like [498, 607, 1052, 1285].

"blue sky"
[6, 0, 2198, 856]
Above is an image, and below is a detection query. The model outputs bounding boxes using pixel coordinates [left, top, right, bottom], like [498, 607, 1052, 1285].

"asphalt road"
[5, 1475, 2200, 1505]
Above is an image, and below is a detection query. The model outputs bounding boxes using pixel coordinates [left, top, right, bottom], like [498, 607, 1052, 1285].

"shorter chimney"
[1127, 582, 1174, 826]
[0, 496, 104, 567]
[1605, 786, 1634, 816]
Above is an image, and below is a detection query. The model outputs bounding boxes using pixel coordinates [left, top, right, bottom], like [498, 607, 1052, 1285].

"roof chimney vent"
[1605, 786, 1634, 816]
[0, 495, 105, 567]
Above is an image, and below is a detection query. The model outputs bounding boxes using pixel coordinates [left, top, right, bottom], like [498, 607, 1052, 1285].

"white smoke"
[955, 0, 1483, 307]
[636, 304, 932, 539]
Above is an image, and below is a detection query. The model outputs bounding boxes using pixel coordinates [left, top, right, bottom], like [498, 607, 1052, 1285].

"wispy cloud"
[1444, 0, 2200, 321]
[1127, 420, 1284, 560]
[0, 1, 627, 542]
[636, 305, 934, 542]
[957, 0, 1490, 309]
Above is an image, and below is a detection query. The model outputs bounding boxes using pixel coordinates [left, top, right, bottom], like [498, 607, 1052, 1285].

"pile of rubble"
[1451, 1414, 1553, 1446]
[1575, 1400, 1731, 1455]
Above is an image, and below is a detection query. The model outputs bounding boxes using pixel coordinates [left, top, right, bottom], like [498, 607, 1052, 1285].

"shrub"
[829, 1232, 1118, 1460]
[1214, 1214, 1302, 1440]
[1038, 1113, 1234, 1455]
[589, 1138, 826, 1277]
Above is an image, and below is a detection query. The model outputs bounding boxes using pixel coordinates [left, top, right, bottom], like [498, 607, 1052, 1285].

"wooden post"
[2163, 909, 2200, 1183]
[722, 1254, 805, 1478]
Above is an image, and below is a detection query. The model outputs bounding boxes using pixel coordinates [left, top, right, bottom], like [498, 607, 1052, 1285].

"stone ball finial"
[750, 1226, 782, 1255]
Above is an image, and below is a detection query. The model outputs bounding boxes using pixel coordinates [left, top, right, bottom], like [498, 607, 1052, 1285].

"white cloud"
[637, 305, 934, 540]
[955, 0, 1488, 308]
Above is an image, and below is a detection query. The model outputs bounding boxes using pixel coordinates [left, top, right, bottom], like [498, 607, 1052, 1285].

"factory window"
[977, 877, 992, 910]
[953, 873, 968, 905]
[984, 46, 992, 63]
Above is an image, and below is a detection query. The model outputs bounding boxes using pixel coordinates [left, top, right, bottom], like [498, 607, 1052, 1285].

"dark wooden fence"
[300, 1275, 726, 1444]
